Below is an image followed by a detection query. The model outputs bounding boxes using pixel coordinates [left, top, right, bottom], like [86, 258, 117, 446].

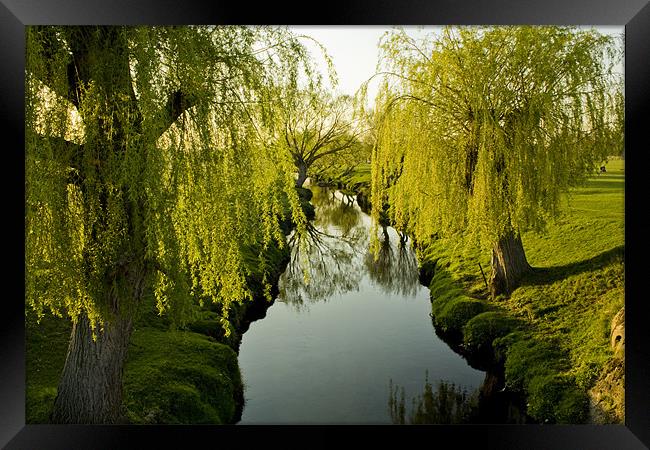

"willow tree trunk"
[51, 262, 146, 424]
[296, 162, 308, 188]
[489, 230, 531, 297]
[51, 314, 132, 424]
[42, 26, 187, 424]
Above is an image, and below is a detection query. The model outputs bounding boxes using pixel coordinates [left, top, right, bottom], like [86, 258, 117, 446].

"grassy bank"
[26, 297, 246, 424]
[418, 158, 625, 423]
[320, 158, 624, 424]
[312, 162, 371, 189]
[311, 163, 372, 207]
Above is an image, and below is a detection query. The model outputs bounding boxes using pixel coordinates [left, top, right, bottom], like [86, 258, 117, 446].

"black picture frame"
[2, 1, 648, 448]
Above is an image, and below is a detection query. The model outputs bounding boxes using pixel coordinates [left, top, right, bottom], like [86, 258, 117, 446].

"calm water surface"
[237, 187, 484, 424]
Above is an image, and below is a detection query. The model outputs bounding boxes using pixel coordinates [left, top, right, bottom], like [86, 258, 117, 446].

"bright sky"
[291, 26, 442, 103]
[291, 26, 624, 104]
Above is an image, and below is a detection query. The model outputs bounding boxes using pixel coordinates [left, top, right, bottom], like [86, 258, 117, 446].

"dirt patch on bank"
[588, 306, 624, 424]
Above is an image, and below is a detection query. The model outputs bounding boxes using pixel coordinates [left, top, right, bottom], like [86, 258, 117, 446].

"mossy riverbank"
[318, 158, 625, 424]
[26, 237, 290, 424]
[25, 190, 306, 424]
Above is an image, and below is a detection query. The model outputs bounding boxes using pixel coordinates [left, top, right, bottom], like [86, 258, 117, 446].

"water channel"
[237, 186, 486, 424]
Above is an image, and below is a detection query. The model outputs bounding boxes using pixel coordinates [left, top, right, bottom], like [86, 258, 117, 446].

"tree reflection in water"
[388, 372, 479, 424]
[364, 226, 420, 297]
[279, 222, 366, 309]
[279, 186, 425, 309]
[311, 187, 361, 236]
[278, 187, 367, 309]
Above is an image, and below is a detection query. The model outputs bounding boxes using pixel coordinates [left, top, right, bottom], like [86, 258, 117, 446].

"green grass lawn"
[525, 157, 624, 266]
[25, 309, 71, 423]
[312, 163, 371, 191]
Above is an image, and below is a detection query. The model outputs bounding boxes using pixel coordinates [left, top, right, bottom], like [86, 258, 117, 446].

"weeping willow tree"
[281, 88, 365, 187]
[369, 26, 623, 297]
[25, 25, 319, 423]
[364, 231, 420, 298]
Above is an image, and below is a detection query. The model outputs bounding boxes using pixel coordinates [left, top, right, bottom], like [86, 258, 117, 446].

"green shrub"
[185, 318, 216, 334]
[493, 331, 529, 364]
[463, 311, 520, 353]
[430, 287, 466, 311]
[429, 270, 460, 298]
[432, 295, 488, 333]
[428, 267, 488, 334]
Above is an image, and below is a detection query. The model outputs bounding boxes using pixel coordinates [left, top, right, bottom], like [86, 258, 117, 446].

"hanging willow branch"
[25, 25, 323, 332]
[368, 25, 623, 254]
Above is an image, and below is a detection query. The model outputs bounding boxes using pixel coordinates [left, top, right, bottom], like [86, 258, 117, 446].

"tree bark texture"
[295, 162, 308, 188]
[50, 262, 146, 424]
[51, 314, 132, 424]
[489, 230, 531, 297]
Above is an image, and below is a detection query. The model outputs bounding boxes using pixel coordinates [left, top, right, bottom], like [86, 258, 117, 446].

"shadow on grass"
[521, 245, 624, 287]
[583, 174, 625, 186]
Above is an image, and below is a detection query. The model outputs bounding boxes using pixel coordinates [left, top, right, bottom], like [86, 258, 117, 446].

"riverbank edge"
[122, 188, 317, 424]
[25, 232, 292, 425]
[25, 189, 312, 425]
[311, 171, 624, 425]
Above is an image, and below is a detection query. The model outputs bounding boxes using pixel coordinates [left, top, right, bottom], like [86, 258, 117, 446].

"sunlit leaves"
[370, 26, 623, 253]
[25, 26, 314, 332]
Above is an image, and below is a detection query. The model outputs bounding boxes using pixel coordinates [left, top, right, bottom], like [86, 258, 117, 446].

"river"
[236, 186, 486, 424]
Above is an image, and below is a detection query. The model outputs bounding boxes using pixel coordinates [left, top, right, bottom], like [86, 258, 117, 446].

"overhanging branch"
[149, 90, 199, 141]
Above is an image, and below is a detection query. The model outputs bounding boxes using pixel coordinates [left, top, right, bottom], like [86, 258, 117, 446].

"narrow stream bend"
[237, 186, 485, 424]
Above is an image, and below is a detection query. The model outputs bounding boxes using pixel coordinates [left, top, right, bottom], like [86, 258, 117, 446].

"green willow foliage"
[369, 26, 623, 252]
[25, 26, 318, 334]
